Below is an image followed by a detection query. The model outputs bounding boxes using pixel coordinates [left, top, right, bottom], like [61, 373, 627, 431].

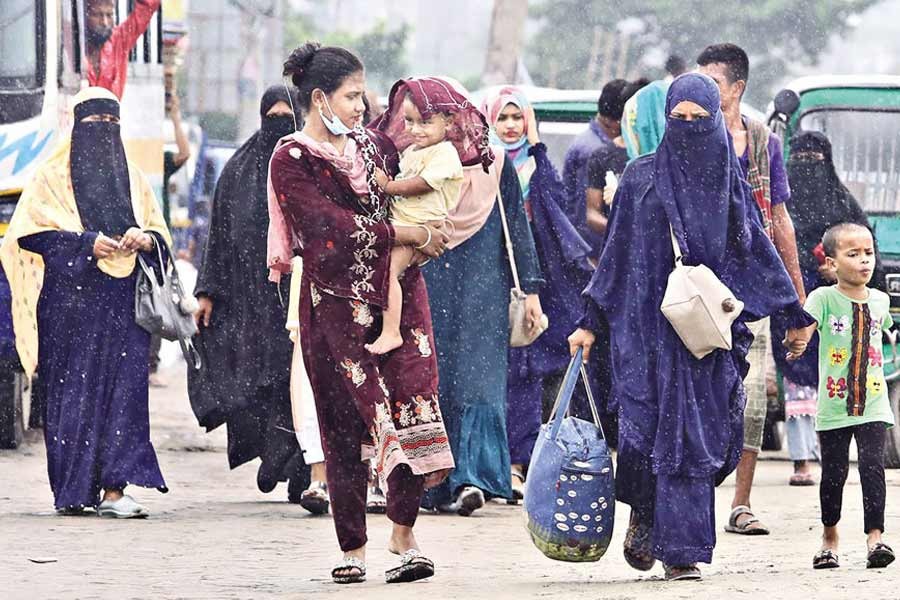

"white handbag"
[496, 188, 549, 347]
[660, 223, 744, 359]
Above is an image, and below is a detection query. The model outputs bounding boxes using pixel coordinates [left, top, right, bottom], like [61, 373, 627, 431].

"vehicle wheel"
[886, 382, 900, 469]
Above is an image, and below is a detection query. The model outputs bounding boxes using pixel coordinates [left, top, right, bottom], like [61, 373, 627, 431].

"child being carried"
[366, 77, 492, 354]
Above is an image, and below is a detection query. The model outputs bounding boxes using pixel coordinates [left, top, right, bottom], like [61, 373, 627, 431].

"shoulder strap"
[495, 186, 522, 291]
[669, 223, 683, 265]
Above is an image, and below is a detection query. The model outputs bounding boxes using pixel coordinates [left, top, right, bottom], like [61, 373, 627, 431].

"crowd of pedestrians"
[0, 17, 894, 587]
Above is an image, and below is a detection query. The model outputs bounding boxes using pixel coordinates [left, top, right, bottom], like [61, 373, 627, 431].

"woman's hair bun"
[284, 41, 321, 81]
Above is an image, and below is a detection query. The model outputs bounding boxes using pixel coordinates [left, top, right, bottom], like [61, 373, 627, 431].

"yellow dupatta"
[0, 87, 171, 378]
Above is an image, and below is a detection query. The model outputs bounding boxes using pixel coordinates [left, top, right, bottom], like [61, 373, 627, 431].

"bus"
[0, 0, 165, 447]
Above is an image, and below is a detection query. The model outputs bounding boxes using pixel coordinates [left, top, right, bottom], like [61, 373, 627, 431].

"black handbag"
[134, 239, 201, 369]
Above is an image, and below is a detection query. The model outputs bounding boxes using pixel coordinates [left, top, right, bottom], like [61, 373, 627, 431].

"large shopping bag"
[523, 348, 615, 562]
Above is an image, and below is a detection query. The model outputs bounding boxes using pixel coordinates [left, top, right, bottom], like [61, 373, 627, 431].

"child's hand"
[374, 168, 390, 191]
[783, 327, 811, 361]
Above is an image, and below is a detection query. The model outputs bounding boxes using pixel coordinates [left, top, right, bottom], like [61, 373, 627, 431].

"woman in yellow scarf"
[0, 87, 171, 517]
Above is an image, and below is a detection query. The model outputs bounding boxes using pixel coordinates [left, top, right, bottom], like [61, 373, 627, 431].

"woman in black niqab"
[71, 97, 138, 236]
[188, 85, 310, 500]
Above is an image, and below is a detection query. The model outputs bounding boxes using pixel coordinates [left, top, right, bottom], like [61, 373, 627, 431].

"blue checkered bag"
[523, 348, 615, 562]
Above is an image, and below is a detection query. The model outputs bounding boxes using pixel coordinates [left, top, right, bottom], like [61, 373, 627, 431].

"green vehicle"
[769, 75, 900, 467]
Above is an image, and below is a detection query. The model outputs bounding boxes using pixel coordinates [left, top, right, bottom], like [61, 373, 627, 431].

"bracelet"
[414, 224, 432, 250]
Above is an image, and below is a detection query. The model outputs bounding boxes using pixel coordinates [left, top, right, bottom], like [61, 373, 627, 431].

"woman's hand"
[526, 105, 540, 146]
[568, 328, 596, 363]
[195, 296, 213, 328]
[416, 222, 449, 259]
[93, 234, 120, 259]
[525, 294, 544, 334]
[121, 227, 154, 253]
[374, 167, 391, 191]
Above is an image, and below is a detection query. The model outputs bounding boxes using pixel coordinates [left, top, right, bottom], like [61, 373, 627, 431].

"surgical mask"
[318, 94, 353, 136]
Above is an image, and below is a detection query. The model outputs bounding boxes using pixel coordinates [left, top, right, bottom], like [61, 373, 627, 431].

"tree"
[527, 0, 878, 106]
[482, 0, 529, 86]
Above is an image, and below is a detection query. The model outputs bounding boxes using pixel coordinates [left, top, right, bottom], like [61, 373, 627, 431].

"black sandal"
[385, 549, 435, 584]
[813, 549, 840, 569]
[867, 542, 895, 569]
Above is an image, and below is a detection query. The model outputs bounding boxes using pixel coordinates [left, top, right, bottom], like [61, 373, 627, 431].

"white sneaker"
[453, 486, 485, 517]
[97, 495, 149, 519]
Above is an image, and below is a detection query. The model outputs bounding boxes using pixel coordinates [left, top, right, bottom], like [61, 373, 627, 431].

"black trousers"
[819, 422, 887, 533]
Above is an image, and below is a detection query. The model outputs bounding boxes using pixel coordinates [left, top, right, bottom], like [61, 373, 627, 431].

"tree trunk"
[481, 0, 529, 87]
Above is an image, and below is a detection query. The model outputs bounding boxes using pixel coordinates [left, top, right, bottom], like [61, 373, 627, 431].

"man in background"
[84, 0, 161, 99]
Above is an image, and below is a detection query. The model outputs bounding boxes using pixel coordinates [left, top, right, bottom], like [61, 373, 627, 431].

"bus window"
[0, 1, 45, 125]
[0, 1, 43, 91]
[59, 1, 82, 93]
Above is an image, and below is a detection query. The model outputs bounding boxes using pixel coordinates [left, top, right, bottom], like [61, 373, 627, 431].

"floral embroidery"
[829, 347, 848, 367]
[377, 376, 390, 399]
[826, 376, 847, 399]
[830, 315, 850, 336]
[349, 214, 379, 299]
[393, 395, 441, 427]
[340, 359, 367, 388]
[411, 328, 432, 358]
[310, 283, 322, 308]
[351, 300, 374, 327]
[868, 346, 883, 368]
[867, 377, 884, 397]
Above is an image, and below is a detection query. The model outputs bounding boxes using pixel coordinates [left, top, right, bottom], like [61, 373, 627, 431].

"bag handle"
[668, 223, 683, 266]
[495, 188, 522, 292]
[547, 348, 605, 442]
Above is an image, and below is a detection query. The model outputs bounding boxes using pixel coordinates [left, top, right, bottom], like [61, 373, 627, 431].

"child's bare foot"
[365, 331, 404, 355]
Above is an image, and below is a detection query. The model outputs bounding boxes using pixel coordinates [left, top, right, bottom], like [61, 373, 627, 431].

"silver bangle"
[414, 224, 432, 250]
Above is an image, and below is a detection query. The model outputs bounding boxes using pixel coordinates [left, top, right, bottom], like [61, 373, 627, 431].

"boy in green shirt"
[789, 223, 894, 571]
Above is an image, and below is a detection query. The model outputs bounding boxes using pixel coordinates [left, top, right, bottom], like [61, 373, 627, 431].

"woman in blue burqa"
[1, 87, 171, 517]
[568, 73, 813, 580]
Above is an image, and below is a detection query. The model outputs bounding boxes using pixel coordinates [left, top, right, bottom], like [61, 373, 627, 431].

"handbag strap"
[547, 348, 606, 442]
[495, 188, 522, 292]
[669, 223, 683, 266]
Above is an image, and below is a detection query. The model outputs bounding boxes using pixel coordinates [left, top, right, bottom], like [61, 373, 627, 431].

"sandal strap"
[400, 549, 433, 566]
[333, 557, 366, 574]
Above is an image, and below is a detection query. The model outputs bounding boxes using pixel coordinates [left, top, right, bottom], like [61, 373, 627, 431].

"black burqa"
[188, 86, 309, 497]
[71, 98, 138, 236]
[774, 130, 880, 386]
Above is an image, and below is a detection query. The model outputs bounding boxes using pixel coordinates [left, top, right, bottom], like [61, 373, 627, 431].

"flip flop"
[385, 549, 435, 584]
[366, 485, 387, 514]
[813, 549, 840, 569]
[299, 481, 329, 515]
[789, 473, 816, 486]
[332, 557, 366, 584]
[867, 542, 895, 569]
[724, 505, 770, 535]
[507, 469, 525, 505]
[664, 564, 701, 581]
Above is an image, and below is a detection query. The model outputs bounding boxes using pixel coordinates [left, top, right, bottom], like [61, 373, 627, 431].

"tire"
[886, 381, 900, 469]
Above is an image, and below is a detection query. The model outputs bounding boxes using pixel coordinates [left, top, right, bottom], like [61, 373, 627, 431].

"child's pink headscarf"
[370, 76, 494, 172]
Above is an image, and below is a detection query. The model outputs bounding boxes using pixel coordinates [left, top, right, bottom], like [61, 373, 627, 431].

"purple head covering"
[653, 73, 753, 269]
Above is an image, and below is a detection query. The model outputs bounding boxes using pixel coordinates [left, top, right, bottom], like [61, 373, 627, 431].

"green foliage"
[528, 0, 879, 106]
[282, 3, 410, 94]
[198, 111, 240, 142]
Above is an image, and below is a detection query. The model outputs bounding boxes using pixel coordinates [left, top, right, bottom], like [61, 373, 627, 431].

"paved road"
[1, 365, 898, 600]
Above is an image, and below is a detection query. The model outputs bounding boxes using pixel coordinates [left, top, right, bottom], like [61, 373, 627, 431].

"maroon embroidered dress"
[268, 130, 455, 489]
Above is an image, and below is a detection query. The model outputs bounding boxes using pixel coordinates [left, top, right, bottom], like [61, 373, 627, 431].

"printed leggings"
[819, 422, 887, 533]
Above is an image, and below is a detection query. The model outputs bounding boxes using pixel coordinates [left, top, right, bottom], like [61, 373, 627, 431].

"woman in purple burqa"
[569, 74, 813, 580]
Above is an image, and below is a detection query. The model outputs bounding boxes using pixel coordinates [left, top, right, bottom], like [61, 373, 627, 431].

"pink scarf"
[266, 131, 371, 282]
[447, 148, 505, 249]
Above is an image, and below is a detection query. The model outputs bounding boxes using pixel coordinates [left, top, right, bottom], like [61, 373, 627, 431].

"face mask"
[318, 94, 353, 136]
[86, 26, 113, 47]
